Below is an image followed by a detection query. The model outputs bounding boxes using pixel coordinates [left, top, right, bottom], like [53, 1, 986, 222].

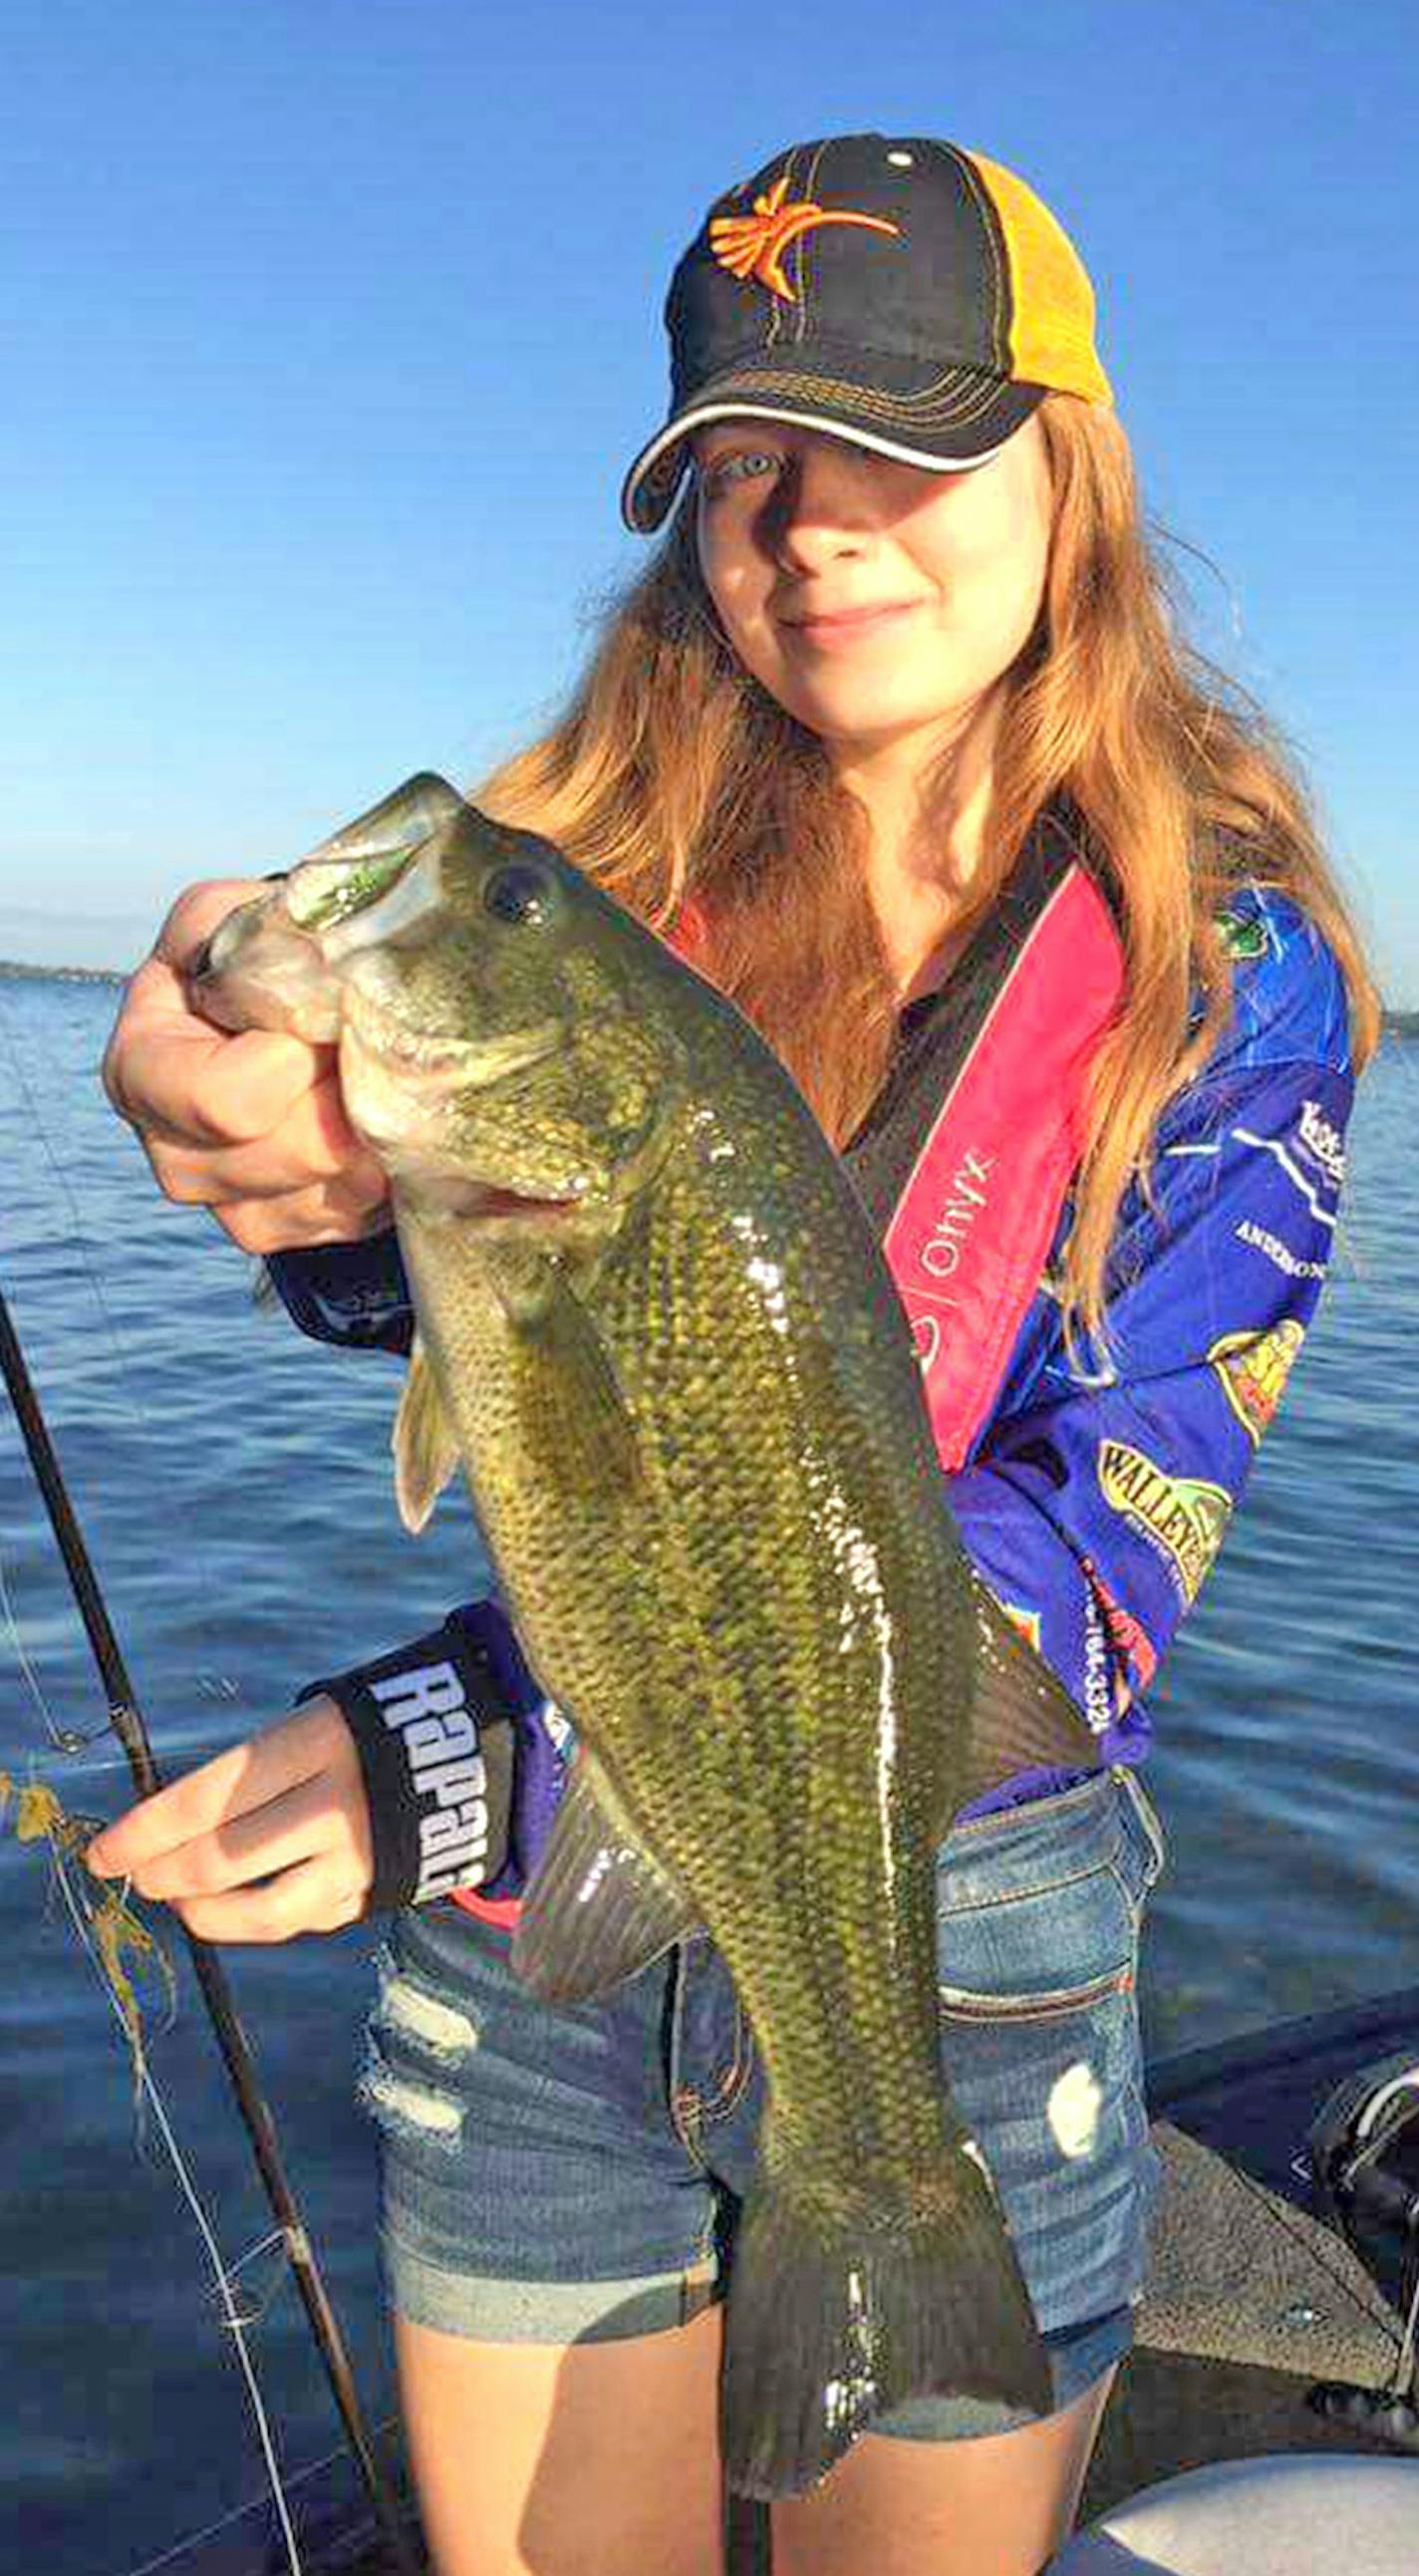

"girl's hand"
[102, 880, 391, 1255]
[84, 1698, 375, 1942]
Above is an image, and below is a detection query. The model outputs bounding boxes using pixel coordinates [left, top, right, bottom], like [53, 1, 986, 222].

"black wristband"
[300, 1619, 515, 1912]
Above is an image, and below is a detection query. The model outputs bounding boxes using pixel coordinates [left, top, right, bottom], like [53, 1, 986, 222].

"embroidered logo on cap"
[710, 170, 901, 303]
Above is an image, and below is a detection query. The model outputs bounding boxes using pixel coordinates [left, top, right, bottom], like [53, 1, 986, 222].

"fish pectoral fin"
[511, 1752, 699, 2003]
[392, 1337, 461, 1533]
[510, 1274, 644, 1498]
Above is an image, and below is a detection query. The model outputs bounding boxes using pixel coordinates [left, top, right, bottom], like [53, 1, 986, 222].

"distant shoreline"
[2, 955, 1417, 1034]
[0, 958, 128, 987]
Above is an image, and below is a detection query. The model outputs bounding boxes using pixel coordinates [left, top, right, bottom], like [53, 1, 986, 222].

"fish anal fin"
[511, 1751, 698, 2003]
[392, 1335, 461, 1533]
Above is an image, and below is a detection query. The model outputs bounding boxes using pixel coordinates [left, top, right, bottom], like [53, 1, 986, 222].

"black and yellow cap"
[622, 133, 1112, 534]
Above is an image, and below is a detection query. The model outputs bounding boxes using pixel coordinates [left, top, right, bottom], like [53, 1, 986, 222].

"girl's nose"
[765, 438, 875, 568]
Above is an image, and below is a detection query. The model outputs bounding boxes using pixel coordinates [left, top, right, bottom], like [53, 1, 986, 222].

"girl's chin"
[780, 688, 971, 750]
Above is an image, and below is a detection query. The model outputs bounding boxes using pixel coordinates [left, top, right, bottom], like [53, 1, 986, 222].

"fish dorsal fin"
[393, 1335, 461, 1533]
[502, 1265, 644, 1499]
[512, 1749, 700, 2003]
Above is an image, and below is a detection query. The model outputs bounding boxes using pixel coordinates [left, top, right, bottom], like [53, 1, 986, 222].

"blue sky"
[5, 0, 1416, 997]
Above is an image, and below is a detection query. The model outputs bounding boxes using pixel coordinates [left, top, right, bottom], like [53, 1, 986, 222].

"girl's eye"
[700, 448, 783, 496]
[483, 863, 556, 926]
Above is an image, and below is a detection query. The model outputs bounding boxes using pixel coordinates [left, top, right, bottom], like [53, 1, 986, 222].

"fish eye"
[483, 863, 557, 927]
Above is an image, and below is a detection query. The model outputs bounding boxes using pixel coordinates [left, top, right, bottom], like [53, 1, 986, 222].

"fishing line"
[41, 1824, 306, 2576]
[213, 2227, 295, 2331]
[0, 984, 421, 2568]
[0, 987, 144, 1413]
[0, 1532, 79, 1754]
[115, 2417, 404, 2576]
[1396, 2268, 1418, 2396]
[0, 1272, 421, 2576]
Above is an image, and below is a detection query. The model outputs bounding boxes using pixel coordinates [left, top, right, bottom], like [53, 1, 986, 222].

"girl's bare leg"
[770, 2366, 1118, 2576]
[394, 2306, 726, 2576]
[397, 2299, 1115, 2576]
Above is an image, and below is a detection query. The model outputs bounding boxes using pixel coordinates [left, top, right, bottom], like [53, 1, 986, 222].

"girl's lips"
[782, 600, 925, 648]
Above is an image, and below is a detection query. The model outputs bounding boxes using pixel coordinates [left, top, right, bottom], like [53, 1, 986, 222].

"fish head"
[192, 773, 690, 1233]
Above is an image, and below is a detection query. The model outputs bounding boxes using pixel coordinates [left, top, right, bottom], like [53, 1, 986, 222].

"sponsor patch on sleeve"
[1215, 902, 1272, 964]
[1235, 1219, 1327, 1282]
[1096, 1440, 1233, 1603]
[1207, 1319, 1305, 1445]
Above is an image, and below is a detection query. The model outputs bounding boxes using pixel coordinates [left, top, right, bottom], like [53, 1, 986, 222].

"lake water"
[2, 974, 1417, 2573]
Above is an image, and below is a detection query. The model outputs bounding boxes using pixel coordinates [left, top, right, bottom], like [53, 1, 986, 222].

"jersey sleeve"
[945, 893, 1355, 1759]
[263, 1233, 415, 1355]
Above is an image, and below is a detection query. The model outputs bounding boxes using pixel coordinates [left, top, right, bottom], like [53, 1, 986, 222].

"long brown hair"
[473, 394, 1380, 1331]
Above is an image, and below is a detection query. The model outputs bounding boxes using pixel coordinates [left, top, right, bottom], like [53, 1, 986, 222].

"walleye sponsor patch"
[710, 169, 902, 302]
[1208, 1319, 1305, 1446]
[1096, 1441, 1233, 1604]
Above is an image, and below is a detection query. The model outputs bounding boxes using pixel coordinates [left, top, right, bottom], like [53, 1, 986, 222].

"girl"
[95, 134, 1376, 2576]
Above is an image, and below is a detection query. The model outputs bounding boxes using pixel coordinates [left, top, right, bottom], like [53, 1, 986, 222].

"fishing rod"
[0, 1280, 422, 2576]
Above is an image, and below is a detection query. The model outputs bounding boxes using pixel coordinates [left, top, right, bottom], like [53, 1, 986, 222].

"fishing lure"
[0, 1768, 176, 2110]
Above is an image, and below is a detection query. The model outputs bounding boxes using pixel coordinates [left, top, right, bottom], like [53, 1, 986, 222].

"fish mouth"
[342, 984, 565, 1092]
[387, 1160, 589, 1228]
[449, 1182, 585, 1221]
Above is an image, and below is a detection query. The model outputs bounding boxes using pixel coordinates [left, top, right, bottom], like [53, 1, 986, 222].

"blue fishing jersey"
[945, 883, 1353, 1768]
[265, 873, 1355, 1794]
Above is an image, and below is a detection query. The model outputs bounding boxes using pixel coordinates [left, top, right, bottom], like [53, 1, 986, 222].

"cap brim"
[621, 363, 1043, 533]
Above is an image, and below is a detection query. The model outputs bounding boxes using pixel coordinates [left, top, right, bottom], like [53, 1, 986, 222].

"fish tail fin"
[720, 2147, 1052, 2500]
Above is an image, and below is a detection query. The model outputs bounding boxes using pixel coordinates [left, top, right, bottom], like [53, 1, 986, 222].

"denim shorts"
[358, 1764, 1166, 2440]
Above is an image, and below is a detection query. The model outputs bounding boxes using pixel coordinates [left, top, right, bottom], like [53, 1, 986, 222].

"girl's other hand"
[102, 880, 391, 1254]
[84, 1698, 375, 1942]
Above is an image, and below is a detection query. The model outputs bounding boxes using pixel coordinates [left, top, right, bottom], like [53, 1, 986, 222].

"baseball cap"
[621, 134, 1112, 534]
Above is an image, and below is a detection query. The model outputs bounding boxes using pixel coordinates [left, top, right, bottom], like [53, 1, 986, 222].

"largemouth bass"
[194, 774, 1081, 2497]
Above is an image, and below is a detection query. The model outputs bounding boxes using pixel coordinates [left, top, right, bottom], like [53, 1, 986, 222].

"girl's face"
[693, 416, 1053, 760]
